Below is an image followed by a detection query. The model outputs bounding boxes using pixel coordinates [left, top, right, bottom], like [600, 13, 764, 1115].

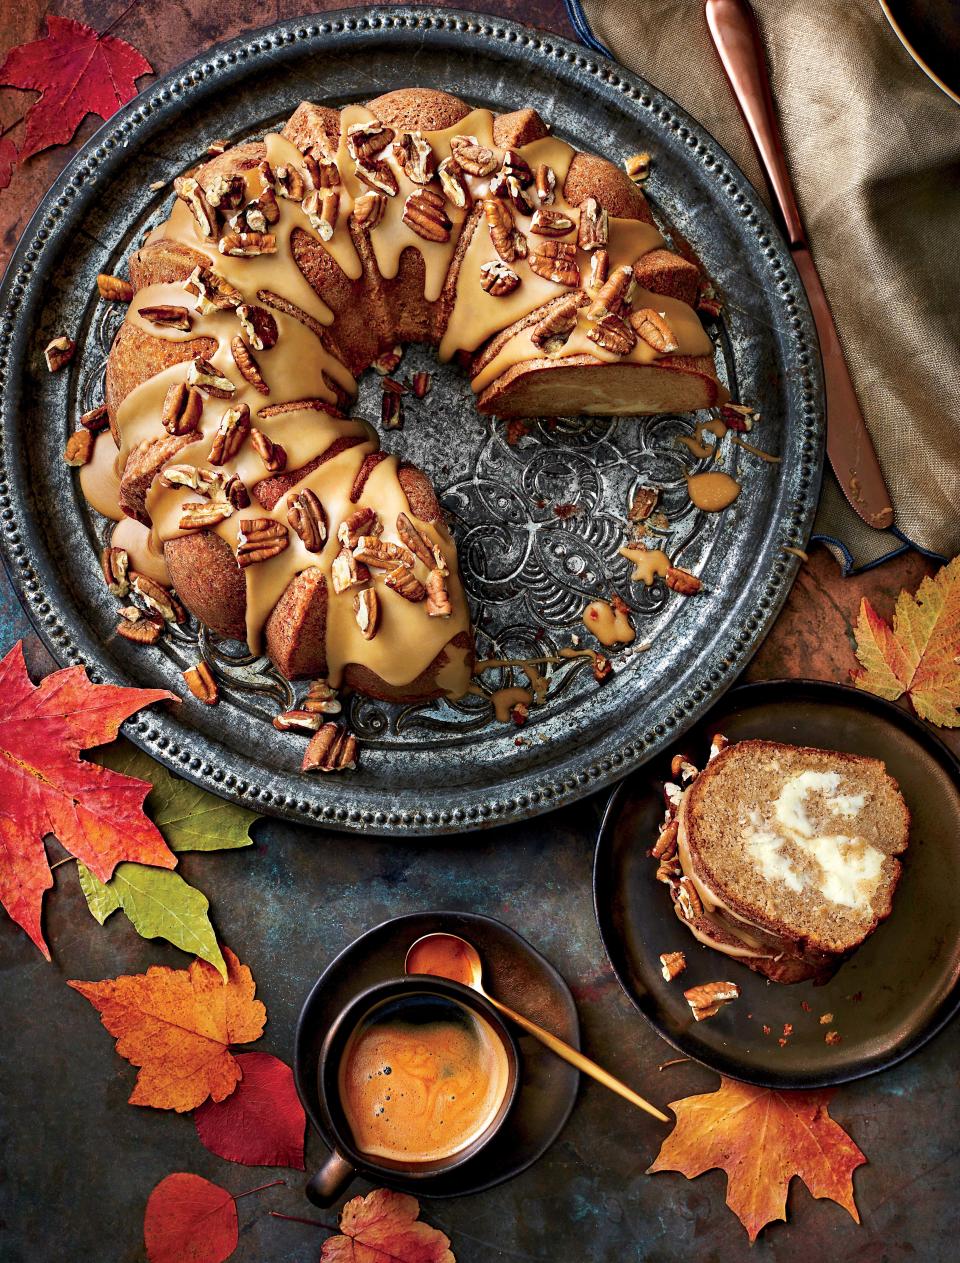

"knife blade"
[705, 0, 895, 530]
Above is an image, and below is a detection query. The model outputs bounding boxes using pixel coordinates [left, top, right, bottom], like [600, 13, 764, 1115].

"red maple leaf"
[0, 14, 152, 162]
[195, 1052, 306, 1169]
[0, 641, 176, 957]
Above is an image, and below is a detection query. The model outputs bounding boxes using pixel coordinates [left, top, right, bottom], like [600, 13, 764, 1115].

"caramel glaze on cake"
[82, 87, 726, 699]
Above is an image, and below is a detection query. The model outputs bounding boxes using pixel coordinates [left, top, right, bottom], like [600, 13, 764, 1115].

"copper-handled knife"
[705, 0, 895, 530]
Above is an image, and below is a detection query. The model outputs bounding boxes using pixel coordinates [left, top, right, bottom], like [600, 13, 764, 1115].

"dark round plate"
[0, 7, 823, 833]
[594, 679, 960, 1088]
[880, 0, 960, 102]
[293, 910, 580, 1197]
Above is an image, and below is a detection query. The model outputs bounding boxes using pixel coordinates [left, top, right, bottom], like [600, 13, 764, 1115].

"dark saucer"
[594, 679, 960, 1088]
[294, 911, 580, 1197]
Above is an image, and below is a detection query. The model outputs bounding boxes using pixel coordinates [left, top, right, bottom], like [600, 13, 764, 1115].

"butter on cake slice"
[674, 740, 910, 983]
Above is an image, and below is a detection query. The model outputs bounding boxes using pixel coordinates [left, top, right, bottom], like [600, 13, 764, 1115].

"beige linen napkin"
[579, 0, 960, 567]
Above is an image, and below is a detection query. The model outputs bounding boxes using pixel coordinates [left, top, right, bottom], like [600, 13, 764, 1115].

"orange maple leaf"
[68, 947, 266, 1112]
[0, 641, 177, 957]
[852, 555, 960, 727]
[320, 1189, 456, 1263]
[647, 1077, 866, 1242]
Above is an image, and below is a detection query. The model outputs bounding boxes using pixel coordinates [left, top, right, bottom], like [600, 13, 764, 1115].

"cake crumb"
[825, 1030, 842, 1045]
[782, 1023, 793, 1037]
[778, 1037, 789, 1047]
[762, 1024, 771, 1036]
[819, 1012, 834, 1025]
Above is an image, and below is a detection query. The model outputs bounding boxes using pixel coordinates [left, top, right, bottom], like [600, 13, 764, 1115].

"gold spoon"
[404, 932, 670, 1124]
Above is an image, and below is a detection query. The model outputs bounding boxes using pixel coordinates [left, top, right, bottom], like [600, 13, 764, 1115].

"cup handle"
[306, 1149, 356, 1207]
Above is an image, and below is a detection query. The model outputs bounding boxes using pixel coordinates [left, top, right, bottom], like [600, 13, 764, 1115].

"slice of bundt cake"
[662, 740, 910, 983]
[80, 87, 728, 696]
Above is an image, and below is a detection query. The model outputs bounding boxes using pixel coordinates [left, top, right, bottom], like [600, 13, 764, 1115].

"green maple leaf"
[76, 860, 226, 978]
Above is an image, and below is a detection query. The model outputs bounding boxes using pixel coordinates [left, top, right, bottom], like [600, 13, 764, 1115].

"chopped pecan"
[275, 163, 306, 201]
[656, 858, 682, 884]
[624, 151, 650, 184]
[652, 819, 679, 860]
[684, 981, 739, 1021]
[331, 547, 371, 594]
[97, 274, 134, 302]
[587, 265, 635, 319]
[385, 565, 426, 602]
[479, 259, 520, 296]
[588, 248, 609, 291]
[354, 588, 380, 640]
[273, 709, 326, 732]
[577, 196, 609, 250]
[179, 499, 233, 530]
[204, 172, 245, 210]
[249, 427, 286, 473]
[630, 307, 679, 353]
[301, 722, 358, 773]
[287, 488, 327, 551]
[535, 163, 556, 204]
[347, 121, 395, 161]
[230, 336, 269, 395]
[411, 370, 431, 398]
[502, 149, 534, 186]
[372, 345, 402, 375]
[224, 474, 249, 509]
[530, 208, 575, 237]
[237, 305, 279, 351]
[587, 311, 636, 355]
[183, 661, 219, 704]
[449, 135, 497, 176]
[697, 281, 723, 319]
[209, 402, 250, 464]
[629, 485, 660, 522]
[138, 304, 192, 331]
[718, 403, 756, 433]
[675, 876, 703, 921]
[302, 679, 340, 715]
[79, 403, 110, 432]
[592, 653, 613, 683]
[250, 186, 280, 227]
[338, 507, 381, 549]
[354, 536, 414, 570]
[44, 336, 75, 373]
[174, 176, 217, 238]
[130, 571, 186, 623]
[394, 131, 436, 185]
[530, 296, 581, 354]
[437, 156, 471, 208]
[161, 382, 203, 435]
[63, 429, 93, 466]
[528, 240, 579, 286]
[317, 156, 340, 188]
[101, 546, 130, 597]
[500, 173, 535, 216]
[188, 356, 236, 399]
[395, 512, 434, 567]
[219, 231, 277, 257]
[381, 392, 402, 430]
[183, 265, 242, 312]
[116, 607, 163, 644]
[426, 568, 452, 617]
[483, 198, 526, 263]
[352, 190, 387, 230]
[403, 187, 451, 242]
[236, 518, 289, 567]
[659, 951, 686, 981]
[257, 158, 276, 190]
[671, 753, 699, 782]
[665, 567, 701, 596]
[302, 188, 339, 241]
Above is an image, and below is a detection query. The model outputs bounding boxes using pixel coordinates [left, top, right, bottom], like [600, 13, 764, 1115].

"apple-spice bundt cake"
[79, 86, 726, 704]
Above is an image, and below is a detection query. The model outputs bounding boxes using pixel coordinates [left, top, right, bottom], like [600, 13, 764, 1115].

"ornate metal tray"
[0, 8, 823, 834]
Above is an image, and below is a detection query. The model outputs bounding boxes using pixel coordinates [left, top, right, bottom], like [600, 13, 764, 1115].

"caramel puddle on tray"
[686, 471, 741, 512]
[582, 599, 635, 646]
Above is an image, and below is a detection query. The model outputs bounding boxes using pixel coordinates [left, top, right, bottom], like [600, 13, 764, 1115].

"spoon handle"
[486, 995, 671, 1124]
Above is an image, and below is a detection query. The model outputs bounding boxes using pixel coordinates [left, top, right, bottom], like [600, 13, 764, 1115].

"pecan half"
[530, 295, 581, 354]
[179, 499, 233, 530]
[659, 951, 687, 981]
[117, 607, 163, 644]
[395, 512, 434, 567]
[347, 121, 395, 161]
[174, 176, 217, 238]
[355, 155, 398, 198]
[317, 157, 340, 188]
[275, 163, 306, 200]
[483, 198, 526, 263]
[394, 131, 436, 185]
[304, 679, 341, 714]
[80, 403, 110, 432]
[501, 149, 534, 187]
[97, 274, 134, 302]
[249, 427, 286, 473]
[183, 661, 219, 704]
[588, 248, 609, 291]
[675, 876, 703, 921]
[219, 231, 277, 257]
[287, 488, 327, 551]
[101, 546, 130, 597]
[204, 172, 245, 210]
[499, 173, 535, 216]
[426, 569, 452, 617]
[577, 196, 609, 250]
[138, 304, 192, 332]
[302, 188, 339, 241]
[237, 304, 279, 351]
[130, 571, 186, 623]
[354, 588, 380, 640]
[652, 819, 678, 859]
[437, 156, 471, 208]
[209, 402, 250, 464]
[224, 474, 249, 509]
[302, 723, 358, 773]
[630, 308, 679, 353]
[352, 190, 387, 230]
[273, 709, 326, 732]
[237, 518, 289, 567]
[230, 336, 269, 395]
[665, 566, 701, 596]
[183, 265, 242, 312]
[528, 240, 579, 286]
[338, 506, 381, 549]
[479, 259, 520, 297]
[331, 547, 371, 594]
[530, 209, 575, 237]
[44, 336, 75, 373]
[587, 265, 635, 319]
[354, 536, 414, 570]
[587, 311, 636, 355]
[247, 187, 280, 228]
[161, 382, 204, 435]
[450, 135, 497, 176]
[535, 163, 556, 204]
[188, 356, 236, 399]
[385, 565, 426, 602]
[63, 429, 93, 466]
[684, 981, 739, 1021]
[402, 187, 451, 243]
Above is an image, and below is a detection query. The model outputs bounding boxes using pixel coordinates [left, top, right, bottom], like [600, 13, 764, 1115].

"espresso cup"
[299, 976, 520, 1206]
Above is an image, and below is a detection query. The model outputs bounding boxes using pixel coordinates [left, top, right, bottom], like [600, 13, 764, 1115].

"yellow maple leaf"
[852, 555, 960, 727]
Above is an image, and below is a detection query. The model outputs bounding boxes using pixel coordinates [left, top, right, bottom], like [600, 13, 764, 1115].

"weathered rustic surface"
[0, 3, 957, 1261]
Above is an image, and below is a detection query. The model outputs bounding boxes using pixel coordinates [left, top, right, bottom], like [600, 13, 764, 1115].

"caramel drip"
[582, 599, 635, 645]
[732, 435, 782, 463]
[80, 429, 124, 520]
[489, 686, 533, 722]
[111, 517, 171, 585]
[676, 417, 727, 460]
[686, 471, 741, 512]
[619, 546, 670, 585]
